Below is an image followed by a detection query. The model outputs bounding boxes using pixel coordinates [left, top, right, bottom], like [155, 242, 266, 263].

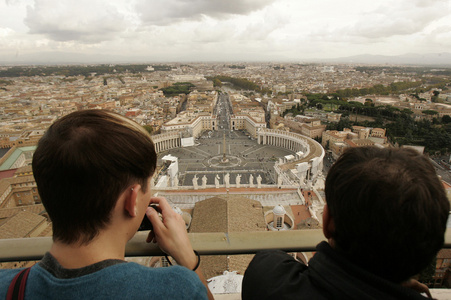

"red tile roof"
[0, 169, 17, 180]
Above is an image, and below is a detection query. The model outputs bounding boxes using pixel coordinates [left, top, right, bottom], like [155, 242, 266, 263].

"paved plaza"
[157, 129, 294, 187]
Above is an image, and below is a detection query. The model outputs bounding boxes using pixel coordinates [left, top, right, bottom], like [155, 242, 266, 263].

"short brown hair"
[325, 146, 449, 282]
[32, 110, 157, 244]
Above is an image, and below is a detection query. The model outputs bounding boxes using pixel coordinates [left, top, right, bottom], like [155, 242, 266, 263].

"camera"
[138, 204, 159, 231]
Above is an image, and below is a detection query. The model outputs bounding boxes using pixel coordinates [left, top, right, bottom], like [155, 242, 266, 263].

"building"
[0, 205, 52, 269]
[265, 205, 294, 231]
[0, 130, 44, 149]
[300, 119, 326, 139]
[345, 139, 375, 148]
[189, 196, 267, 279]
[0, 166, 40, 209]
[230, 114, 266, 137]
[324, 127, 387, 158]
[161, 112, 217, 138]
[322, 129, 355, 149]
[0, 146, 36, 171]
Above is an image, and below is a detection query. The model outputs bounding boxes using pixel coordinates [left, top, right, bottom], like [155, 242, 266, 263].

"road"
[214, 92, 232, 132]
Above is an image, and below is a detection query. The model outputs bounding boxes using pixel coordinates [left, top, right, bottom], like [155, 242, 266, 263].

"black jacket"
[242, 241, 428, 300]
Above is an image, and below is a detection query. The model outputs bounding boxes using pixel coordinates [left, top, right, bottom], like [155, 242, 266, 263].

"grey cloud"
[192, 25, 236, 43]
[24, 0, 128, 43]
[186, 11, 287, 46]
[237, 12, 289, 41]
[350, 18, 426, 39]
[136, 0, 275, 25]
[315, 0, 449, 41]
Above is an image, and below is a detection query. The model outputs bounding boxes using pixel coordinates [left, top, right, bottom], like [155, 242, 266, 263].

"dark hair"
[32, 109, 157, 245]
[325, 146, 449, 282]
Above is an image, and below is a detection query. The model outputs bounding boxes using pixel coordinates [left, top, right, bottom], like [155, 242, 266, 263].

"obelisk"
[221, 132, 228, 163]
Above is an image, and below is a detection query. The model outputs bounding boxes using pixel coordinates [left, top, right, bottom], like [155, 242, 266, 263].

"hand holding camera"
[144, 197, 197, 270]
[138, 203, 159, 231]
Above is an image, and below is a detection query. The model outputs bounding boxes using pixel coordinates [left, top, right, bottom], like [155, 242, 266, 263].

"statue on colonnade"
[257, 175, 262, 188]
[215, 174, 220, 188]
[202, 175, 207, 189]
[192, 175, 199, 190]
[236, 174, 241, 188]
[224, 173, 230, 188]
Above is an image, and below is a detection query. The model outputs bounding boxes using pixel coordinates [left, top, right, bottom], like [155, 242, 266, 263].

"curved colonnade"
[153, 132, 181, 153]
[257, 128, 310, 154]
[257, 128, 325, 187]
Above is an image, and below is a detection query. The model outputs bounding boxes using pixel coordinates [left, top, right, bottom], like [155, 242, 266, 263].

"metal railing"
[2, 229, 451, 262]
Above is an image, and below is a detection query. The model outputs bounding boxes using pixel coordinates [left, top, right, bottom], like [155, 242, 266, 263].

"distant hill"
[322, 53, 451, 66]
[1, 51, 451, 66]
[0, 51, 136, 65]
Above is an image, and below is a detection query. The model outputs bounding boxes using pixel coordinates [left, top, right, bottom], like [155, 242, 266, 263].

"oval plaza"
[150, 92, 326, 236]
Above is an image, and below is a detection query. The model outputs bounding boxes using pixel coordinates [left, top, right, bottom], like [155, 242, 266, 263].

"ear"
[124, 184, 141, 217]
[322, 204, 335, 240]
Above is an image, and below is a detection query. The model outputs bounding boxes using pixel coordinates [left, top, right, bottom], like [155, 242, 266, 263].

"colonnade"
[257, 128, 325, 189]
[257, 129, 309, 154]
[153, 132, 181, 153]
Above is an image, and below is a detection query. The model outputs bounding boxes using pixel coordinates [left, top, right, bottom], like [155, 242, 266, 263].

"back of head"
[32, 109, 157, 245]
[325, 146, 449, 282]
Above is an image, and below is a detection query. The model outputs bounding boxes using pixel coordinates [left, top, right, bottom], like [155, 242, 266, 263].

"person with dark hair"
[0, 109, 213, 299]
[242, 146, 450, 299]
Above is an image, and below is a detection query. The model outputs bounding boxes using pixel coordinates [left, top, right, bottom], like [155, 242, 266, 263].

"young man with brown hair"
[0, 109, 213, 299]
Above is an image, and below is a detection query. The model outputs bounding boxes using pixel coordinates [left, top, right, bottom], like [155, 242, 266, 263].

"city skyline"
[1, 0, 450, 64]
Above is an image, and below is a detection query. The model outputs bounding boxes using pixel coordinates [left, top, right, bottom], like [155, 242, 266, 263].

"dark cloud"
[136, 0, 275, 25]
[24, 0, 127, 43]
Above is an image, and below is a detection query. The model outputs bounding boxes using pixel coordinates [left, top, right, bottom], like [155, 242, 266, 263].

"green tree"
[364, 99, 373, 106]
[402, 108, 414, 115]
[336, 118, 351, 131]
[143, 125, 153, 134]
[213, 78, 222, 87]
[160, 82, 195, 96]
[442, 115, 451, 124]
[422, 110, 439, 116]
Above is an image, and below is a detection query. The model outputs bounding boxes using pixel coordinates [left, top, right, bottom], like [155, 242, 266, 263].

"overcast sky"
[0, 0, 450, 63]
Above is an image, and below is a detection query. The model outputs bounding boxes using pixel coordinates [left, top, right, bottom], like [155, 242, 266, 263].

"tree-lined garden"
[160, 82, 195, 96]
[283, 92, 451, 153]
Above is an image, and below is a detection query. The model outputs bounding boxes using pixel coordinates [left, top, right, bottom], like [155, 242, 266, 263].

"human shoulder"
[0, 268, 23, 279]
[112, 263, 208, 299]
[242, 250, 310, 300]
[248, 250, 307, 272]
[0, 268, 27, 299]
